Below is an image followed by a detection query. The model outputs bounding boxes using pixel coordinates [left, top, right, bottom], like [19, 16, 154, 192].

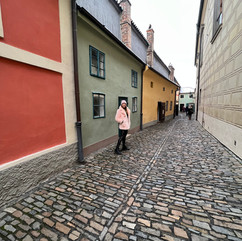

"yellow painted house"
[143, 27, 180, 128]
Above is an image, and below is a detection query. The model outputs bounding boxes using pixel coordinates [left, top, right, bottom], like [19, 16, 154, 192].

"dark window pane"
[94, 106, 99, 117]
[93, 94, 99, 105]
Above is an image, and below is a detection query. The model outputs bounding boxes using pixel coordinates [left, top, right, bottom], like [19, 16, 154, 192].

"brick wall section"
[120, 0, 131, 49]
[0, 143, 78, 208]
[147, 27, 154, 66]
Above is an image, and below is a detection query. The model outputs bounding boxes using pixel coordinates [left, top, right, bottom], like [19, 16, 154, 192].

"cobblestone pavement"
[1, 114, 242, 241]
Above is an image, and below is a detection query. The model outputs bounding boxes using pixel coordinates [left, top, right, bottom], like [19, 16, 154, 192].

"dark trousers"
[116, 129, 128, 150]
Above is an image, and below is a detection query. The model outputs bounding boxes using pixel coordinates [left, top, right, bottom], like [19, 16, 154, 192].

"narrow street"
[0, 114, 242, 241]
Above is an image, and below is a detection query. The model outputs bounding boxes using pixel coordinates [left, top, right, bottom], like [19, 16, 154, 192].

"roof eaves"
[148, 66, 180, 88]
[110, 0, 123, 12]
[77, 7, 145, 66]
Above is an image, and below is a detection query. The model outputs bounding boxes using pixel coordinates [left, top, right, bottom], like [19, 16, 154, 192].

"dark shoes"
[122, 145, 130, 151]
[114, 148, 122, 155]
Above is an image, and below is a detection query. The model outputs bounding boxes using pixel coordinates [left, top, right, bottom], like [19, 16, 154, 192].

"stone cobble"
[0, 114, 241, 241]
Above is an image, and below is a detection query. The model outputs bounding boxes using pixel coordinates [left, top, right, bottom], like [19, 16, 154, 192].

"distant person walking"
[114, 100, 131, 155]
[188, 105, 193, 120]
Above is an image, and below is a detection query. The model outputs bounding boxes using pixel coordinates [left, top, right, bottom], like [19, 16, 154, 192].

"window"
[150, 82, 153, 88]
[163, 87, 165, 91]
[189, 94, 193, 98]
[165, 101, 168, 111]
[170, 101, 173, 111]
[93, 93, 105, 118]
[180, 95, 184, 98]
[131, 70, 138, 88]
[212, 0, 223, 43]
[200, 25, 204, 66]
[132, 97, 137, 113]
[90, 46, 105, 78]
[171, 90, 173, 94]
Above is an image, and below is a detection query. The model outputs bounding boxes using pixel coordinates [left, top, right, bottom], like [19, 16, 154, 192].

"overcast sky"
[129, 0, 201, 88]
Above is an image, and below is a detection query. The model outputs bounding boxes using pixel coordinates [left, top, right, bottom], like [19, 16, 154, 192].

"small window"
[90, 46, 105, 78]
[180, 95, 184, 98]
[150, 82, 153, 88]
[132, 97, 138, 113]
[170, 101, 173, 111]
[171, 90, 173, 94]
[211, 0, 223, 43]
[93, 93, 105, 118]
[131, 70, 138, 88]
[165, 101, 168, 111]
[163, 87, 165, 91]
[189, 94, 193, 98]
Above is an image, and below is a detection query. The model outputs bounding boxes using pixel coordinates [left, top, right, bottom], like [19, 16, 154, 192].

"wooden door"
[158, 102, 165, 122]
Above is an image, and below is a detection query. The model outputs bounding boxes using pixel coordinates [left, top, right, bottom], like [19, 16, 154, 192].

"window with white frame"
[131, 70, 138, 88]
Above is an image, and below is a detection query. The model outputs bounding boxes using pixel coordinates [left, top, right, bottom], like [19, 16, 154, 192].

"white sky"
[129, 0, 201, 88]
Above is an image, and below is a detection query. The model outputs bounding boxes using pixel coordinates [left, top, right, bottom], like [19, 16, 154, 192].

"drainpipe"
[71, 0, 84, 163]
[140, 67, 145, 131]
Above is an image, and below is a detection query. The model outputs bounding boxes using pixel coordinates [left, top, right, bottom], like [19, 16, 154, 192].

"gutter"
[195, 0, 204, 120]
[71, 0, 84, 163]
[140, 67, 145, 131]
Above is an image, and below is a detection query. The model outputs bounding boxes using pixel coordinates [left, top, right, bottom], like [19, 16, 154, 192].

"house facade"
[179, 87, 195, 112]
[195, 0, 242, 158]
[76, 7, 144, 155]
[0, 0, 78, 206]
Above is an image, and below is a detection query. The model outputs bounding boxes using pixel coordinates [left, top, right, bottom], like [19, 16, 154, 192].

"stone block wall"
[0, 143, 78, 209]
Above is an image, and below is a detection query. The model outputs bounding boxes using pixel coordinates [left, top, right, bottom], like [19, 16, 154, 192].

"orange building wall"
[0, 0, 61, 62]
[143, 67, 177, 125]
[0, 58, 66, 165]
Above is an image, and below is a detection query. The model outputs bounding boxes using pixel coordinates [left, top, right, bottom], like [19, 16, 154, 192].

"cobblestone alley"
[0, 114, 242, 241]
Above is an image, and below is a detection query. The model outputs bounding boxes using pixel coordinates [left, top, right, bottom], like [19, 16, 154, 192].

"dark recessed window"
[165, 101, 168, 111]
[89, 46, 105, 78]
[189, 94, 193, 98]
[150, 82, 153, 88]
[93, 93, 105, 118]
[163, 87, 165, 91]
[170, 101, 173, 111]
[131, 70, 138, 88]
[132, 97, 138, 113]
[211, 0, 223, 43]
[171, 90, 173, 94]
[180, 95, 184, 98]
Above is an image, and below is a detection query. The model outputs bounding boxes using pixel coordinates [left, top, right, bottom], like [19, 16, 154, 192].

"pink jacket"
[115, 106, 131, 130]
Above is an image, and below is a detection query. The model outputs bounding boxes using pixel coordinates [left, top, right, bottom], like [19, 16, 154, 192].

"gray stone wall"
[0, 143, 78, 208]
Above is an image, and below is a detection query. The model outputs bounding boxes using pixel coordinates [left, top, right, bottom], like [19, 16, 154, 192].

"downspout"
[140, 66, 145, 131]
[71, 0, 84, 163]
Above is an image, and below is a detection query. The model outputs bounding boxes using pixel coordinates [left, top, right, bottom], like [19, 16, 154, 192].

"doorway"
[158, 102, 165, 122]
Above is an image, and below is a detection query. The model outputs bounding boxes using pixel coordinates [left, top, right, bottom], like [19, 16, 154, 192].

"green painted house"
[179, 87, 195, 112]
[76, 8, 145, 155]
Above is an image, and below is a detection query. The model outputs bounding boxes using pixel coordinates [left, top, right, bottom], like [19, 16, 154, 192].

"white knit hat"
[121, 100, 127, 104]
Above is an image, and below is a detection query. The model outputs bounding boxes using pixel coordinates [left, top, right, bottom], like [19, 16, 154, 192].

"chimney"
[120, 0, 132, 49]
[168, 64, 175, 81]
[147, 25, 154, 67]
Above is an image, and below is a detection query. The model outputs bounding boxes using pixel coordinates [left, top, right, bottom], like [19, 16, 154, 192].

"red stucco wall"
[0, 58, 66, 165]
[0, 0, 61, 62]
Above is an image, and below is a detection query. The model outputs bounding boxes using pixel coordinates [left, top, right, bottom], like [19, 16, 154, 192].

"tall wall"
[197, 0, 242, 158]
[0, 0, 77, 207]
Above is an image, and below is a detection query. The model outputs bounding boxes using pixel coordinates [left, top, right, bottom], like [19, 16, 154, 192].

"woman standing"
[114, 100, 131, 155]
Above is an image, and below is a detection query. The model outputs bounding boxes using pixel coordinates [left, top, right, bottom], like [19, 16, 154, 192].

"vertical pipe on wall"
[71, 0, 84, 163]
[140, 67, 145, 131]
